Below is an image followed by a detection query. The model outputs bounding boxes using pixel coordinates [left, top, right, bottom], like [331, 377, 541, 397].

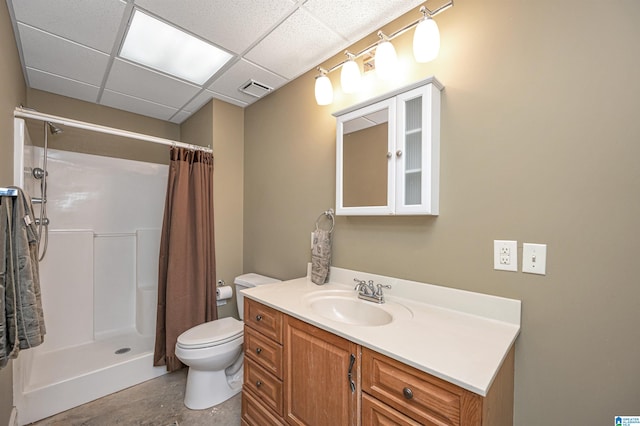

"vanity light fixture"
[313, 0, 453, 105]
[340, 52, 361, 93]
[413, 6, 441, 63]
[314, 68, 333, 106]
[374, 32, 398, 80]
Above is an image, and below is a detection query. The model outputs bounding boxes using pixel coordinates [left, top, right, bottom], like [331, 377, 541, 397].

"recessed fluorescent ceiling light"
[120, 10, 232, 85]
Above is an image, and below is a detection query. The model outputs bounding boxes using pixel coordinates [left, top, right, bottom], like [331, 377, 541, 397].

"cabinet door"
[336, 98, 396, 215]
[284, 316, 359, 426]
[395, 84, 440, 215]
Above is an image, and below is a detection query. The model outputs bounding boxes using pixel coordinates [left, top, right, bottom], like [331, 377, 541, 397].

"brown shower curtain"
[154, 147, 216, 372]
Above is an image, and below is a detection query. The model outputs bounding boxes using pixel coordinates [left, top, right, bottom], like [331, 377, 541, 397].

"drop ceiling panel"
[181, 91, 214, 114]
[208, 59, 287, 105]
[134, 0, 296, 54]
[27, 68, 100, 104]
[101, 90, 178, 122]
[18, 23, 110, 86]
[304, 0, 425, 42]
[12, 0, 127, 53]
[105, 59, 201, 108]
[170, 110, 192, 124]
[245, 7, 346, 80]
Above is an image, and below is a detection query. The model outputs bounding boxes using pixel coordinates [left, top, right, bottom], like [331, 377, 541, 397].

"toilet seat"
[177, 317, 243, 350]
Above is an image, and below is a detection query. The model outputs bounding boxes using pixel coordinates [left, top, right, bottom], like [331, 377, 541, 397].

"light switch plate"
[494, 240, 518, 272]
[522, 243, 547, 275]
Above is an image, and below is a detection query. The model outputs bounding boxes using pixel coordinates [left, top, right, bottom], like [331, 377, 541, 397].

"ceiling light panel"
[120, 10, 233, 84]
[134, 0, 296, 55]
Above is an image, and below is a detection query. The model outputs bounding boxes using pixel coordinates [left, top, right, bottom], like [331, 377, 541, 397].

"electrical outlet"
[494, 240, 518, 272]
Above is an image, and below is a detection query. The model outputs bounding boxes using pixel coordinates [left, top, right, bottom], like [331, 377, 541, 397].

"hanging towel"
[0, 187, 46, 369]
[311, 228, 332, 285]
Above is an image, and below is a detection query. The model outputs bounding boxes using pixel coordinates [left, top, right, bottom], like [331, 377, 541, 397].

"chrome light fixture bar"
[314, 0, 453, 105]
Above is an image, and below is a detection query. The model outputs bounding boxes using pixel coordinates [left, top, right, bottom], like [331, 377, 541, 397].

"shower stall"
[10, 111, 188, 424]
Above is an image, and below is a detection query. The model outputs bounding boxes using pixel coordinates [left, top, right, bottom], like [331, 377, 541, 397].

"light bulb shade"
[315, 74, 333, 105]
[413, 17, 440, 63]
[340, 59, 361, 94]
[375, 40, 398, 80]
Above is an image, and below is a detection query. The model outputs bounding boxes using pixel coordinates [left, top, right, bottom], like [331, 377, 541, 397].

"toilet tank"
[234, 273, 281, 320]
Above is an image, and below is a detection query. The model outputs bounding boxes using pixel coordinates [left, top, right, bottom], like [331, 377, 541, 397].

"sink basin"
[308, 296, 393, 326]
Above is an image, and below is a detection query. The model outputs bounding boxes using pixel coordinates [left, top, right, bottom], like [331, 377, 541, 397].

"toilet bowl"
[175, 273, 281, 410]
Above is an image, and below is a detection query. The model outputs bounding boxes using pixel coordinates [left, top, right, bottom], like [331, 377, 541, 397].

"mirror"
[342, 109, 389, 207]
[335, 97, 395, 215]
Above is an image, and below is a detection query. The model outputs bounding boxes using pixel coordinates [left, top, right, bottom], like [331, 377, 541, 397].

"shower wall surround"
[14, 145, 169, 424]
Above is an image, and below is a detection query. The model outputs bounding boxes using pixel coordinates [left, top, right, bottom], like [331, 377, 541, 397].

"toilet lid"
[177, 317, 243, 349]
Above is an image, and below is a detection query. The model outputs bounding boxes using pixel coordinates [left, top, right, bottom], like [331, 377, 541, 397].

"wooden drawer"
[244, 357, 283, 416]
[245, 325, 283, 379]
[362, 393, 421, 426]
[242, 387, 285, 426]
[245, 299, 283, 343]
[362, 347, 481, 426]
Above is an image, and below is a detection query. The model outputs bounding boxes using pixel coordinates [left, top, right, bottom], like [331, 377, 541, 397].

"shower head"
[47, 122, 63, 135]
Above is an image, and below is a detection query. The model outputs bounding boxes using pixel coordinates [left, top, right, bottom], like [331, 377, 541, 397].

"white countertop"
[241, 265, 521, 396]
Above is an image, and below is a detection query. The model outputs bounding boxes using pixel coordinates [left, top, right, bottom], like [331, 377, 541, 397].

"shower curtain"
[154, 147, 216, 372]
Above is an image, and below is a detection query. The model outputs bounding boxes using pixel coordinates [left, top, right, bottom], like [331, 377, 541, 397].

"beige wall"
[25, 90, 180, 164]
[244, 1, 640, 424]
[181, 99, 245, 319]
[0, 0, 25, 422]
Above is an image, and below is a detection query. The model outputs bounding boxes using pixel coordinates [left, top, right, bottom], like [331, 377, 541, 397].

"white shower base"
[15, 330, 166, 425]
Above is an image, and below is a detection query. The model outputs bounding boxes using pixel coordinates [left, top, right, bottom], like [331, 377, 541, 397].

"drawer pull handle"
[256, 314, 263, 321]
[347, 354, 356, 393]
[256, 380, 262, 388]
[403, 387, 414, 399]
[256, 347, 262, 355]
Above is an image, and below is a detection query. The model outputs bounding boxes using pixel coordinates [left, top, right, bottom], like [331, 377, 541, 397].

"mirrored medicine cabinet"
[334, 77, 443, 216]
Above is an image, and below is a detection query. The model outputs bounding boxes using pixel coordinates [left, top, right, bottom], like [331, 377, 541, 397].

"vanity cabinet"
[242, 299, 285, 426]
[242, 299, 359, 426]
[284, 316, 359, 426]
[242, 298, 515, 426]
[362, 347, 515, 426]
[335, 77, 443, 216]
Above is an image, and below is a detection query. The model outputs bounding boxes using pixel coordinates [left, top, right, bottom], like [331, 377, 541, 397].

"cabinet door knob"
[403, 387, 414, 399]
[256, 347, 262, 355]
[387, 151, 392, 159]
[256, 314, 263, 321]
[396, 150, 403, 157]
[256, 380, 262, 388]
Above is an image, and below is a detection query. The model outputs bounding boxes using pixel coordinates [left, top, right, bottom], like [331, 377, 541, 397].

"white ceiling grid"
[8, 0, 425, 123]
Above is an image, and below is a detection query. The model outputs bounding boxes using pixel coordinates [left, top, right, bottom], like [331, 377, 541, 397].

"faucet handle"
[375, 283, 392, 296]
[353, 278, 366, 291]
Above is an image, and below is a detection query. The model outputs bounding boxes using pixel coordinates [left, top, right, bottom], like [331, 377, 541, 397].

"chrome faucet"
[353, 278, 391, 304]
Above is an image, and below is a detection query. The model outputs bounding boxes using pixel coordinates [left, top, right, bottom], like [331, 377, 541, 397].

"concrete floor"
[29, 369, 241, 425]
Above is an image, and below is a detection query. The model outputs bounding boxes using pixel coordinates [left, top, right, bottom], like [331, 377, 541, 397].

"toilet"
[175, 273, 281, 410]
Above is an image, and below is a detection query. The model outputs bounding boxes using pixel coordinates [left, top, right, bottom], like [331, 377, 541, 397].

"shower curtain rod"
[14, 107, 212, 153]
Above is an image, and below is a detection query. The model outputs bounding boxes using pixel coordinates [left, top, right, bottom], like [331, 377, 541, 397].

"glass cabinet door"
[395, 84, 440, 215]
